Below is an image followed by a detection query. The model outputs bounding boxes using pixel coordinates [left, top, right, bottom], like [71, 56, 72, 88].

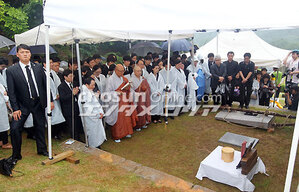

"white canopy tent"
[27, 0, 299, 191]
[196, 31, 291, 67]
[14, 24, 194, 45]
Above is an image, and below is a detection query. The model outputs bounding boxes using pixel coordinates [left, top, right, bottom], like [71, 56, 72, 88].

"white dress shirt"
[19, 62, 39, 98]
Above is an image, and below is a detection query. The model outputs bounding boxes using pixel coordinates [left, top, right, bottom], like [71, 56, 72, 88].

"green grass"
[101, 107, 299, 192]
[0, 136, 175, 192]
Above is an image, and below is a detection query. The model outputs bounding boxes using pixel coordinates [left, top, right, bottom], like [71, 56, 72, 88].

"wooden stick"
[42, 150, 75, 165]
[54, 153, 80, 164]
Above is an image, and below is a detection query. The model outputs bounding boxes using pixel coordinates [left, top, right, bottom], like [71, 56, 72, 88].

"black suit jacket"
[123, 65, 133, 76]
[210, 63, 227, 89]
[6, 62, 48, 111]
[58, 80, 79, 117]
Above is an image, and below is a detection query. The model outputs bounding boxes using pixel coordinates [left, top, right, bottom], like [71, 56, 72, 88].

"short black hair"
[108, 64, 116, 71]
[93, 54, 102, 60]
[52, 56, 61, 63]
[146, 52, 152, 56]
[262, 73, 270, 80]
[152, 63, 159, 69]
[261, 68, 267, 72]
[131, 53, 137, 58]
[173, 59, 181, 66]
[152, 53, 159, 59]
[84, 77, 94, 85]
[86, 57, 94, 64]
[181, 54, 187, 59]
[0, 58, 8, 65]
[123, 55, 131, 62]
[227, 51, 234, 56]
[33, 55, 41, 63]
[244, 53, 251, 58]
[107, 54, 117, 63]
[17, 44, 31, 52]
[82, 65, 91, 73]
[144, 55, 152, 61]
[208, 53, 214, 58]
[63, 69, 72, 77]
[92, 64, 101, 73]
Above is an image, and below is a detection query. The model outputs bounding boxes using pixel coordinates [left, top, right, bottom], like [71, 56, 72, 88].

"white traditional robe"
[94, 74, 106, 94]
[78, 85, 106, 147]
[202, 61, 212, 94]
[172, 67, 187, 107]
[0, 69, 7, 89]
[0, 84, 9, 133]
[159, 67, 178, 110]
[51, 70, 61, 88]
[141, 68, 149, 78]
[147, 73, 165, 115]
[104, 72, 124, 126]
[187, 73, 199, 111]
[186, 63, 200, 74]
[45, 69, 65, 125]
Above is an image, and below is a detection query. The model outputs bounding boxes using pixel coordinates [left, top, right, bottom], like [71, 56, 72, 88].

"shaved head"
[115, 64, 125, 77]
[134, 66, 142, 78]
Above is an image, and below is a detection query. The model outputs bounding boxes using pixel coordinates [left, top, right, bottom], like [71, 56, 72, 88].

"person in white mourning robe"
[78, 77, 106, 148]
[159, 61, 178, 119]
[147, 63, 165, 123]
[0, 83, 12, 149]
[186, 58, 200, 111]
[172, 59, 187, 114]
[136, 59, 149, 78]
[42, 59, 65, 139]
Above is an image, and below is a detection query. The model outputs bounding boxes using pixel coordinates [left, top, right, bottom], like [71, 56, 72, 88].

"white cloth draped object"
[172, 67, 187, 107]
[78, 85, 106, 147]
[196, 146, 267, 192]
[187, 73, 199, 111]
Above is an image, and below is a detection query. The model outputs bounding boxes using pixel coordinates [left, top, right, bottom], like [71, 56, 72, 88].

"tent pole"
[283, 103, 299, 192]
[191, 37, 195, 66]
[165, 30, 172, 123]
[75, 39, 89, 147]
[216, 30, 219, 55]
[128, 40, 132, 50]
[45, 25, 53, 160]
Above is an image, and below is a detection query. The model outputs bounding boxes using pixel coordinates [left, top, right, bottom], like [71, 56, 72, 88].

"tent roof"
[44, 0, 299, 31]
[14, 24, 194, 45]
[197, 31, 291, 67]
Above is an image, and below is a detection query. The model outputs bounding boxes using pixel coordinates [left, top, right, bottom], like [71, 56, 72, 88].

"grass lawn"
[0, 136, 176, 192]
[101, 107, 299, 192]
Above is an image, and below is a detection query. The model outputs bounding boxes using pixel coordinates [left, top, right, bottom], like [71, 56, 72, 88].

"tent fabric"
[14, 24, 194, 46]
[43, 0, 299, 31]
[196, 31, 291, 67]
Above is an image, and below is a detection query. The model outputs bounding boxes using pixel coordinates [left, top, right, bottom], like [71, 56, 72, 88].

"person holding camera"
[285, 84, 299, 111]
[283, 50, 299, 84]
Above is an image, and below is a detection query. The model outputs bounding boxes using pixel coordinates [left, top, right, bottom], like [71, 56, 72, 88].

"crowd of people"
[0, 44, 298, 163]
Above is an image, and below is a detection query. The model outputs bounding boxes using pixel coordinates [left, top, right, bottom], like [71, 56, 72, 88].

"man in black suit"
[6, 44, 54, 162]
[58, 69, 82, 141]
[123, 55, 133, 76]
[101, 54, 116, 77]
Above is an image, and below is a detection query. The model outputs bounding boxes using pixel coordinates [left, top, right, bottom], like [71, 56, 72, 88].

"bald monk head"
[115, 64, 125, 77]
[133, 66, 142, 78]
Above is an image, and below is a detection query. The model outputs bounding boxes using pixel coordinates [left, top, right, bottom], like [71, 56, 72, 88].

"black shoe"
[245, 105, 249, 109]
[97, 146, 102, 149]
[54, 135, 62, 140]
[37, 151, 49, 157]
[170, 116, 174, 119]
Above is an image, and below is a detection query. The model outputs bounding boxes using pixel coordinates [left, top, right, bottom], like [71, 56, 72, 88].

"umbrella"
[8, 45, 57, 55]
[0, 35, 15, 48]
[161, 39, 192, 52]
[129, 42, 162, 56]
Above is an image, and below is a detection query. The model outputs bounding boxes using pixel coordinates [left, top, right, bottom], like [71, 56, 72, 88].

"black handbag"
[0, 158, 16, 177]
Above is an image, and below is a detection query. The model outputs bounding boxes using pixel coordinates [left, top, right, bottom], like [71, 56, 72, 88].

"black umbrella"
[161, 39, 192, 52]
[129, 42, 162, 56]
[8, 45, 57, 55]
[0, 35, 15, 48]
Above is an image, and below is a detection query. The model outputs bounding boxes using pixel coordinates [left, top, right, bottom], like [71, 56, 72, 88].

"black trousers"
[152, 115, 161, 121]
[10, 98, 47, 159]
[240, 81, 253, 107]
[259, 94, 270, 106]
[64, 115, 82, 141]
[52, 122, 64, 137]
[211, 88, 227, 106]
[0, 131, 8, 145]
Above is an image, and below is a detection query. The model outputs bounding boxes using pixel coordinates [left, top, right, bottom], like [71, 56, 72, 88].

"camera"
[282, 67, 296, 93]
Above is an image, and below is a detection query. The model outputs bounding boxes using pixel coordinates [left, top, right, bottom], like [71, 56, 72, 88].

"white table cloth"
[196, 146, 267, 192]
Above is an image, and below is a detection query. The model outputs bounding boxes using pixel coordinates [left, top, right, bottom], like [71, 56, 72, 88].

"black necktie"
[50, 72, 54, 80]
[69, 83, 73, 90]
[25, 65, 38, 98]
